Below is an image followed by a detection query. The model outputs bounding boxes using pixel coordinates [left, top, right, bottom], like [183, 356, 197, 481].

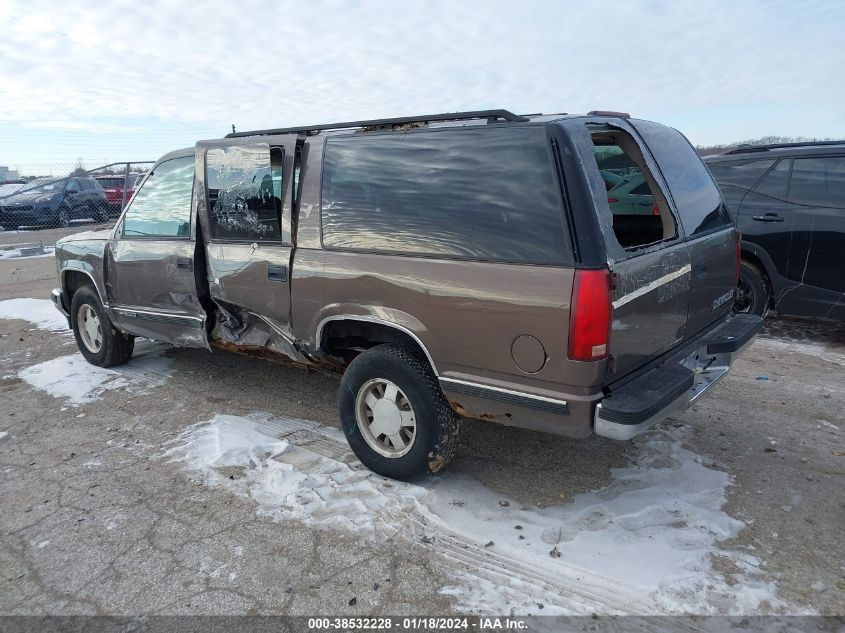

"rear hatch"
[564, 117, 736, 383]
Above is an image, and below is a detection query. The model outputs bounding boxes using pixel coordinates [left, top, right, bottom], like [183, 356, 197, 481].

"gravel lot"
[0, 256, 843, 618]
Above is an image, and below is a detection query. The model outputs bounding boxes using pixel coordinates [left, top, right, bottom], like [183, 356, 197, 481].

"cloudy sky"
[0, 0, 843, 171]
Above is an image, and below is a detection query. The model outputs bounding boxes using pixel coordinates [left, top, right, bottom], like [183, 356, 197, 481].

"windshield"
[20, 178, 62, 193]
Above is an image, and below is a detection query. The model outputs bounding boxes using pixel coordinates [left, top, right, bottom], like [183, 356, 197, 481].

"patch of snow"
[0, 247, 54, 260]
[18, 341, 173, 406]
[164, 414, 787, 615]
[0, 298, 69, 333]
[0, 432, 8, 439]
[755, 337, 845, 367]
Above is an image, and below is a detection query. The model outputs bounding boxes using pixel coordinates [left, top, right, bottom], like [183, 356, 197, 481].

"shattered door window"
[206, 144, 283, 241]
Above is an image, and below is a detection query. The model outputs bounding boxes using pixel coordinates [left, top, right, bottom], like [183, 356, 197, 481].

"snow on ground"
[18, 341, 174, 406]
[0, 246, 54, 260]
[0, 297, 69, 333]
[0, 431, 8, 439]
[164, 413, 785, 616]
[754, 336, 845, 367]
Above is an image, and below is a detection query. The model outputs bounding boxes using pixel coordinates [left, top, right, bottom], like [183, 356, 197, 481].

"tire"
[56, 206, 71, 228]
[734, 260, 770, 317]
[70, 286, 134, 367]
[339, 344, 460, 480]
[94, 202, 109, 223]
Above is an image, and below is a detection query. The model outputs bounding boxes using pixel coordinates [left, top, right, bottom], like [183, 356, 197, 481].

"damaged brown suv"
[52, 109, 762, 479]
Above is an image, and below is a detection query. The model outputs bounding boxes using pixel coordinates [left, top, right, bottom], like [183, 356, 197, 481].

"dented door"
[105, 152, 208, 347]
[195, 136, 306, 362]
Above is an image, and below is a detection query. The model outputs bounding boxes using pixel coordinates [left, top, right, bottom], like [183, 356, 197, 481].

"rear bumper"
[52, 287, 71, 328]
[595, 313, 763, 440]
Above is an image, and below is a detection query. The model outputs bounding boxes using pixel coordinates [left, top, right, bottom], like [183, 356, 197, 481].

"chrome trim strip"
[315, 315, 439, 375]
[438, 376, 568, 407]
[253, 313, 297, 344]
[60, 268, 109, 308]
[612, 264, 692, 310]
[112, 306, 205, 323]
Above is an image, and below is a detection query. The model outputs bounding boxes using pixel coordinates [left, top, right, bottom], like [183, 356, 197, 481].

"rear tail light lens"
[607, 197, 619, 203]
[652, 203, 660, 216]
[568, 269, 612, 361]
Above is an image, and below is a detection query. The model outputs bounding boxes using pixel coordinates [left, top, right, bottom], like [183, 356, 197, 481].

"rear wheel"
[734, 260, 770, 317]
[339, 344, 460, 480]
[70, 286, 134, 367]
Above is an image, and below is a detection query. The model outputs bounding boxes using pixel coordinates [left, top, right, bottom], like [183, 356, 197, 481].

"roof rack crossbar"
[725, 140, 845, 154]
[225, 109, 529, 138]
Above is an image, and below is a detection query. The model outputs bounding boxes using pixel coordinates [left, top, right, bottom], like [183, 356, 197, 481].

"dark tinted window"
[97, 177, 123, 188]
[123, 156, 194, 238]
[754, 159, 789, 200]
[789, 156, 845, 208]
[632, 121, 729, 236]
[206, 144, 284, 241]
[321, 127, 568, 263]
[708, 158, 775, 189]
[65, 180, 80, 193]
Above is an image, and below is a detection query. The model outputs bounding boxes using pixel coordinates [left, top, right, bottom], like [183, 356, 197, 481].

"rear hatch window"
[629, 120, 730, 237]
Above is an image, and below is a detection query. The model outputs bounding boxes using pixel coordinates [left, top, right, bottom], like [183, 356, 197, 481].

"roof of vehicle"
[223, 109, 633, 140]
[705, 140, 845, 162]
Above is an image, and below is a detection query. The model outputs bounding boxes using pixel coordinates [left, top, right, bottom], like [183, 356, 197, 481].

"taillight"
[607, 197, 619, 203]
[652, 203, 660, 216]
[568, 269, 612, 361]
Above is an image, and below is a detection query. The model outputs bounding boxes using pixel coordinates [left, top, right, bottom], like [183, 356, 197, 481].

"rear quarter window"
[632, 121, 731, 236]
[707, 158, 775, 189]
[320, 126, 570, 264]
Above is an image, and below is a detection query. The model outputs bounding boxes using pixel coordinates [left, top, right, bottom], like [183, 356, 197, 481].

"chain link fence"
[0, 161, 154, 256]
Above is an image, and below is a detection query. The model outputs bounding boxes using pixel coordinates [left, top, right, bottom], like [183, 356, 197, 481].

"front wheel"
[734, 261, 770, 317]
[70, 286, 135, 367]
[339, 344, 460, 480]
[94, 203, 109, 223]
[56, 206, 71, 228]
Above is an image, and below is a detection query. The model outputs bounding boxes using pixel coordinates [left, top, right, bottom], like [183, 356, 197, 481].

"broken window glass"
[206, 144, 283, 241]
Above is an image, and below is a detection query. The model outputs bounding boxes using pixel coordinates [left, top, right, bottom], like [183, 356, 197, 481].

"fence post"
[120, 162, 130, 212]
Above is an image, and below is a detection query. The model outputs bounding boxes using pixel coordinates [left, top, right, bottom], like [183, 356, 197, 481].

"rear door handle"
[175, 257, 193, 271]
[267, 264, 288, 282]
[752, 214, 784, 222]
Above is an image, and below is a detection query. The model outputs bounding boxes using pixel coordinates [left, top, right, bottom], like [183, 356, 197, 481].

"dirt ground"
[0, 256, 843, 617]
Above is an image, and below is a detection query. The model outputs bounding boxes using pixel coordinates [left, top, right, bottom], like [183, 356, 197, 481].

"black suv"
[0, 176, 109, 230]
[706, 142, 845, 320]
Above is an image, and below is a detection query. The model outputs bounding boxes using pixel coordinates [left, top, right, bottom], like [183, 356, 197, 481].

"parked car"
[599, 169, 627, 191]
[706, 141, 845, 320]
[0, 176, 109, 230]
[51, 109, 761, 479]
[94, 174, 141, 215]
[606, 174, 659, 216]
[0, 181, 26, 200]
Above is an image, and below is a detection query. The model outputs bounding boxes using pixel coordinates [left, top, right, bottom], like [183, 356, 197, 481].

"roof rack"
[226, 109, 529, 138]
[725, 140, 845, 154]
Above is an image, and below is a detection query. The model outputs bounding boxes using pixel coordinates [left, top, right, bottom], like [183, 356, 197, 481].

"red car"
[94, 174, 141, 215]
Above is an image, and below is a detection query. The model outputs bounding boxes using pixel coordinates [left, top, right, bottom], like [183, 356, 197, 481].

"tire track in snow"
[237, 412, 709, 620]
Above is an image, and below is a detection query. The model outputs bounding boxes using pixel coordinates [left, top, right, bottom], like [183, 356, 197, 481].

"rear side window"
[633, 121, 730, 236]
[753, 159, 790, 200]
[789, 156, 845, 208]
[708, 159, 775, 189]
[206, 144, 284, 241]
[320, 127, 569, 264]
